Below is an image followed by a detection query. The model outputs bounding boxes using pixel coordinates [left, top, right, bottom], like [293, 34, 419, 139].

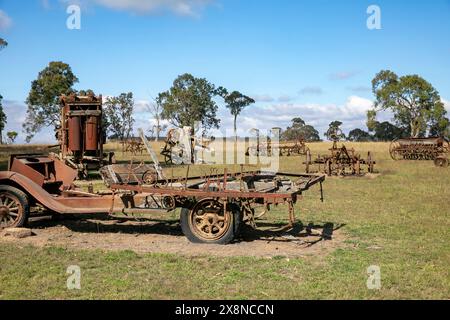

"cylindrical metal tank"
[68, 117, 81, 151]
[85, 116, 98, 151]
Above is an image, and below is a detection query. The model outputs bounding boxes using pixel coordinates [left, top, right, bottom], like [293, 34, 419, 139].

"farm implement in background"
[160, 127, 215, 165]
[246, 128, 310, 157]
[389, 137, 449, 167]
[304, 129, 375, 176]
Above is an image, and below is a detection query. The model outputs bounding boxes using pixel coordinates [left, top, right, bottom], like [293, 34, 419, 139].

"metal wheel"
[0, 186, 29, 229]
[389, 140, 402, 161]
[190, 199, 230, 241]
[162, 196, 176, 210]
[142, 169, 158, 185]
[444, 140, 450, 154]
[180, 199, 241, 244]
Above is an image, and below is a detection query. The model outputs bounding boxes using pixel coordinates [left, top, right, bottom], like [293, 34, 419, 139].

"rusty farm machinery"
[304, 129, 375, 176]
[56, 93, 114, 178]
[122, 139, 145, 156]
[389, 137, 449, 167]
[245, 128, 310, 157]
[160, 127, 215, 165]
[0, 129, 325, 244]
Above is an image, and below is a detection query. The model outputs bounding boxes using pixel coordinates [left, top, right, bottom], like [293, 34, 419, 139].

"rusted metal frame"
[110, 183, 299, 202]
[160, 170, 259, 185]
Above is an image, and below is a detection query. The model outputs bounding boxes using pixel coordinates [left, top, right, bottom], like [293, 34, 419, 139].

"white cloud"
[64, 0, 214, 16]
[251, 94, 274, 103]
[212, 95, 375, 138]
[0, 10, 12, 31]
[299, 86, 323, 95]
[133, 99, 151, 112]
[347, 86, 371, 93]
[443, 98, 450, 113]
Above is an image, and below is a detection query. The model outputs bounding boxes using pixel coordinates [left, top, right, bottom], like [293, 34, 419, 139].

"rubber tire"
[180, 203, 242, 245]
[0, 185, 30, 228]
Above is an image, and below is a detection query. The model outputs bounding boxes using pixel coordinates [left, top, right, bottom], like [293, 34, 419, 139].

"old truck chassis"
[0, 154, 324, 244]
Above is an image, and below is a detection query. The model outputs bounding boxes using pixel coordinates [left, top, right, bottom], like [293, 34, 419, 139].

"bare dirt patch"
[0, 215, 347, 258]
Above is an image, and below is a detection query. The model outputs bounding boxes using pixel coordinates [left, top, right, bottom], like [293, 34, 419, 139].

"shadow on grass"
[29, 213, 344, 246]
[31, 214, 184, 237]
[238, 221, 345, 246]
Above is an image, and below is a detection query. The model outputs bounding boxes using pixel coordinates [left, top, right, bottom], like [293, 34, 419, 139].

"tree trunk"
[155, 126, 160, 142]
[0, 131, 2, 144]
[234, 115, 238, 143]
[411, 120, 419, 138]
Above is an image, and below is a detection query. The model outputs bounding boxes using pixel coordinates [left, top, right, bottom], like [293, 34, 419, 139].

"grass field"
[0, 141, 449, 299]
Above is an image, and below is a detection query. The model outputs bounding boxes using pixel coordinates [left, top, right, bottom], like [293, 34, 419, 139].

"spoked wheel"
[180, 199, 241, 244]
[0, 186, 29, 229]
[142, 169, 158, 185]
[389, 140, 402, 161]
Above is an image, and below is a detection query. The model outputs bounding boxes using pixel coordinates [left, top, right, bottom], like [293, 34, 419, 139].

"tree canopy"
[0, 38, 7, 51]
[347, 128, 372, 142]
[24, 61, 78, 142]
[157, 74, 221, 132]
[103, 92, 135, 141]
[282, 118, 321, 142]
[372, 121, 405, 141]
[6, 131, 18, 144]
[371, 70, 448, 138]
[325, 121, 345, 140]
[219, 88, 255, 139]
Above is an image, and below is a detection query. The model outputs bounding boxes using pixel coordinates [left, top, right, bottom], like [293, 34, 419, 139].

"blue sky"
[0, 0, 449, 143]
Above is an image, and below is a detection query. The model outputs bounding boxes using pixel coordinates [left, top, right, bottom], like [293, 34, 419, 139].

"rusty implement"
[389, 137, 449, 167]
[247, 138, 310, 157]
[122, 140, 145, 156]
[246, 128, 309, 157]
[305, 141, 375, 176]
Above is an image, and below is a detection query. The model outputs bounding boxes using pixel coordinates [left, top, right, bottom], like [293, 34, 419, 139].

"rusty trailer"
[0, 153, 325, 244]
